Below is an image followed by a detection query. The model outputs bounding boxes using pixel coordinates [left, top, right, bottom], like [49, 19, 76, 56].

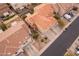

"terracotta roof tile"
[26, 4, 58, 32]
[26, 13, 57, 32]
[0, 21, 29, 55]
[5, 47, 17, 55]
[34, 4, 54, 16]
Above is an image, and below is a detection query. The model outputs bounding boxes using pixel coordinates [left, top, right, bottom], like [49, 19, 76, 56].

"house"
[0, 21, 31, 56]
[26, 4, 61, 33]
[26, 13, 58, 33]
[25, 4, 62, 40]
[59, 3, 74, 10]
[52, 3, 74, 16]
[0, 3, 15, 21]
[26, 13, 61, 40]
[10, 3, 31, 15]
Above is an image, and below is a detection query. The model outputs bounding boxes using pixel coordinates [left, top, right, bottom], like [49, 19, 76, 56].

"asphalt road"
[41, 16, 79, 56]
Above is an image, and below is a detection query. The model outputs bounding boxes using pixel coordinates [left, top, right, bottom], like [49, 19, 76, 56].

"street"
[41, 16, 79, 56]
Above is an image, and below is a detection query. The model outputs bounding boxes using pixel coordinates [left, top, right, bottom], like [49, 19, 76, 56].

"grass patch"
[3, 14, 15, 21]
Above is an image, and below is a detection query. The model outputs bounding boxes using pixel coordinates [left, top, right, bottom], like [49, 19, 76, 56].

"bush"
[53, 12, 60, 20]
[3, 14, 15, 21]
[32, 30, 39, 40]
[72, 6, 78, 11]
[44, 37, 48, 40]
[0, 22, 7, 31]
[57, 20, 65, 27]
[41, 39, 44, 42]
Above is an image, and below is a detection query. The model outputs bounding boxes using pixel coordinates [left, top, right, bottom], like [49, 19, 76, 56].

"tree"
[72, 6, 78, 11]
[53, 12, 60, 20]
[41, 39, 44, 42]
[53, 12, 65, 28]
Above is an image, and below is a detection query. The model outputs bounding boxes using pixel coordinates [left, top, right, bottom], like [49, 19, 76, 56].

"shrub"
[3, 14, 15, 21]
[57, 20, 65, 27]
[32, 30, 39, 40]
[41, 39, 44, 42]
[72, 6, 78, 11]
[53, 12, 60, 20]
[0, 22, 7, 31]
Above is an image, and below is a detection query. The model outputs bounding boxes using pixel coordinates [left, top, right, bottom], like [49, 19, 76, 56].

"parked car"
[63, 10, 76, 22]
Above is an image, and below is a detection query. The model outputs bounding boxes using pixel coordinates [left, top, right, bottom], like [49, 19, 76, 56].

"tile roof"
[26, 12, 57, 32]
[26, 4, 58, 32]
[34, 4, 54, 16]
[0, 21, 29, 55]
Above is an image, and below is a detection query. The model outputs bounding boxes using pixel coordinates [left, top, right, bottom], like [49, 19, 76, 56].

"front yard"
[30, 29, 50, 51]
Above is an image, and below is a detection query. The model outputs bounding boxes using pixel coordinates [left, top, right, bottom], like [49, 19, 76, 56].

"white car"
[64, 14, 72, 20]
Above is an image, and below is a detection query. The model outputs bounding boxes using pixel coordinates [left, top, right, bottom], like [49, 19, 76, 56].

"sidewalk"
[64, 36, 79, 56]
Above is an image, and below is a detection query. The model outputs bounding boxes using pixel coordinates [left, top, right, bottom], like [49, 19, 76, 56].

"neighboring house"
[0, 21, 32, 56]
[10, 3, 31, 16]
[52, 3, 74, 16]
[0, 3, 15, 21]
[59, 3, 74, 11]
[10, 3, 28, 10]
[34, 4, 54, 17]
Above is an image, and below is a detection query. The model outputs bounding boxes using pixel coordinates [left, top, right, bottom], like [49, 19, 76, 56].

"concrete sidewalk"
[65, 36, 79, 56]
